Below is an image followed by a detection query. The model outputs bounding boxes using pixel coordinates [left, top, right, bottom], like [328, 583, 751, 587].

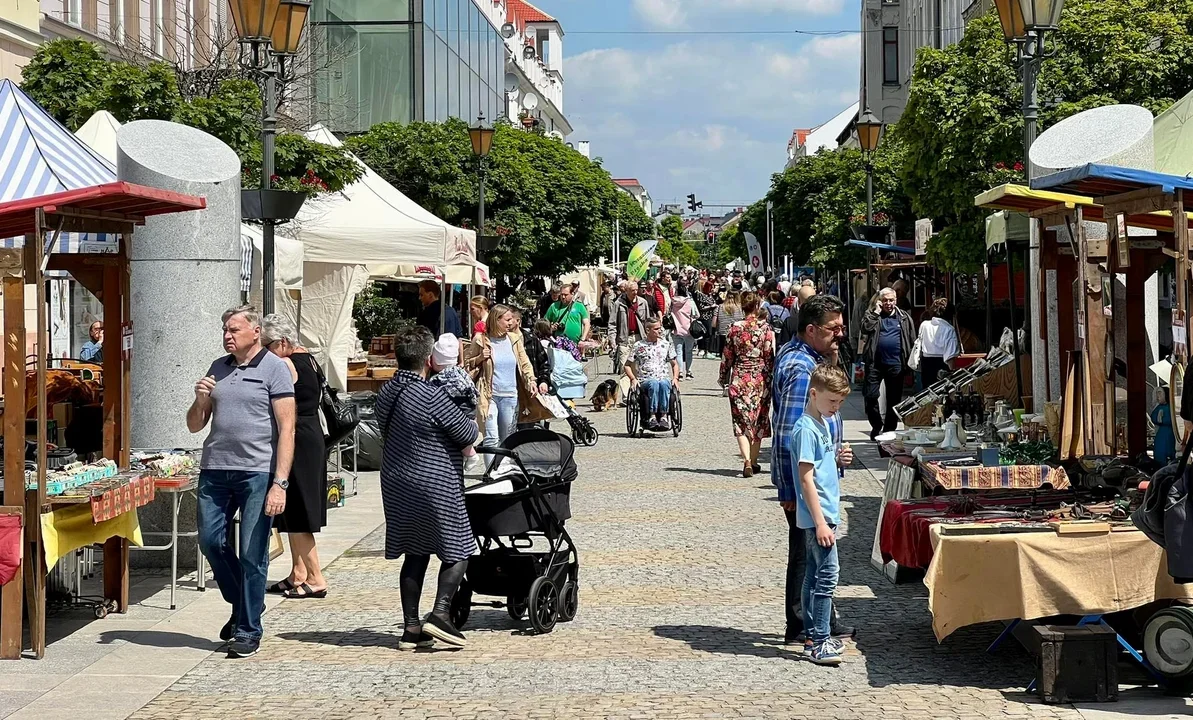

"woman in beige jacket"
[464, 304, 553, 445]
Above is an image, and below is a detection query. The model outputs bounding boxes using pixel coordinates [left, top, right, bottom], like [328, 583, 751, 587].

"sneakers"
[685, 371, 694, 380]
[657, 418, 671, 431]
[422, 613, 466, 648]
[809, 638, 844, 666]
[219, 616, 237, 642]
[398, 630, 436, 650]
[831, 624, 857, 639]
[227, 637, 260, 658]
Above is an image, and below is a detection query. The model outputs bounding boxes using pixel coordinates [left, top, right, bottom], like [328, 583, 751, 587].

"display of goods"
[32, 458, 118, 495]
[144, 454, 196, 477]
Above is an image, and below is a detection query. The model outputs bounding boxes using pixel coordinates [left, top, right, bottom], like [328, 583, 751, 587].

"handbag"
[689, 318, 707, 341]
[908, 338, 923, 371]
[307, 355, 360, 446]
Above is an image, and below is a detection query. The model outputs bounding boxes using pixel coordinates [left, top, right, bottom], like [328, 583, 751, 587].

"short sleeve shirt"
[630, 337, 676, 381]
[201, 349, 295, 473]
[791, 413, 841, 529]
[546, 301, 589, 343]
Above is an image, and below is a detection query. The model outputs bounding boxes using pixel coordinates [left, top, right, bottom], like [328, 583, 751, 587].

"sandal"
[282, 582, 328, 599]
[266, 578, 297, 594]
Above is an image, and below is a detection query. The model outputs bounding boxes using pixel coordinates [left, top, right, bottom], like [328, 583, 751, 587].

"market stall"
[0, 80, 205, 659]
[278, 125, 480, 390]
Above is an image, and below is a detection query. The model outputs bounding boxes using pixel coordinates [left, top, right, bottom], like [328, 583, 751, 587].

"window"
[153, 0, 165, 56]
[882, 27, 899, 85]
[68, 0, 83, 26]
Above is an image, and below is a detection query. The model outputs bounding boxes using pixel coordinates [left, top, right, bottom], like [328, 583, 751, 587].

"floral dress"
[718, 316, 775, 442]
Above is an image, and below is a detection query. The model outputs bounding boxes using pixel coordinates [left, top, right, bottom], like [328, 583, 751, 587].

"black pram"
[451, 428, 579, 634]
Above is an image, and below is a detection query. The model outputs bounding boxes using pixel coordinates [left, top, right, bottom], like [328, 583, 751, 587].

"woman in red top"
[470, 296, 490, 336]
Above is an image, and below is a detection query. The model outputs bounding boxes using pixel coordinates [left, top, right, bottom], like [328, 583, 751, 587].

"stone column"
[117, 121, 241, 569]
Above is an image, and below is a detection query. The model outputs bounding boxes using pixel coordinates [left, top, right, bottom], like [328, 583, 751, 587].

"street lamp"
[469, 114, 495, 249]
[856, 107, 884, 226]
[994, 0, 1065, 181]
[229, 0, 310, 315]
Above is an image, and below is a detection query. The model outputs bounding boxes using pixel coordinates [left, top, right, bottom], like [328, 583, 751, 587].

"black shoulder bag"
[307, 354, 360, 446]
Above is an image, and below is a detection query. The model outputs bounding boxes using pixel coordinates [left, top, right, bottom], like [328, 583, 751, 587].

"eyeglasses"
[818, 323, 846, 335]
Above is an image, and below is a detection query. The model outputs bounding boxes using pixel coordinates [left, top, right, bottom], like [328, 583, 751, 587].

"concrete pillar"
[117, 121, 241, 569]
[117, 119, 242, 451]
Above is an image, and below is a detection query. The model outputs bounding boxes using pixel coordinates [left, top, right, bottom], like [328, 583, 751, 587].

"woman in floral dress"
[718, 292, 775, 478]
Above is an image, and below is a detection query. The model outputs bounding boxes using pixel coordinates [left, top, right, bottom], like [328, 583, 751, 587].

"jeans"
[673, 334, 695, 375]
[801, 527, 840, 643]
[784, 509, 807, 634]
[640, 378, 671, 416]
[483, 395, 519, 446]
[196, 469, 273, 642]
[864, 362, 906, 435]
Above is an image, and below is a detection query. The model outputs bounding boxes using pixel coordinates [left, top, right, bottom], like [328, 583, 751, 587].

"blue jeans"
[640, 378, 671, 416]
[801, 526, 840, 643]
[197, 470, 273, 642]
[483, 395, 519, 446]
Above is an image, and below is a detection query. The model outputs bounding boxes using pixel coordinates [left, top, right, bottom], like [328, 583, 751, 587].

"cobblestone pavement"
[132, 358, 1081, 720]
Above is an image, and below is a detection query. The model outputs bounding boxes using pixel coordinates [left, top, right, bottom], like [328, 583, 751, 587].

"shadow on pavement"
[664, 467, 744, 478]
[98, 630, 223, 651]
[652, 624, 805, 661]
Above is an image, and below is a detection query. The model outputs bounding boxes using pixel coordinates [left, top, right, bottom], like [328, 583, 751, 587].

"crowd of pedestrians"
[187, 267, 958, 666]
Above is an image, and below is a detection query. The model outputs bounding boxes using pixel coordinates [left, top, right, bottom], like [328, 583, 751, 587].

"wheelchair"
[625, 381, 683, 438]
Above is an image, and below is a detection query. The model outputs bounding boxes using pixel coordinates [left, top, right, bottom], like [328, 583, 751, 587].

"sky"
[530, 0, 862, 213]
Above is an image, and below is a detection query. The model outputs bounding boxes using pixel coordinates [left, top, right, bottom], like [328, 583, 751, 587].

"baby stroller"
[451, 428, 580, 634]
[561, 397, 599, 447]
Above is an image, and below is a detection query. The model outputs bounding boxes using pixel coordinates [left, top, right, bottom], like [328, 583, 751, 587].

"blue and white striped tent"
[0, 79, 120, 252]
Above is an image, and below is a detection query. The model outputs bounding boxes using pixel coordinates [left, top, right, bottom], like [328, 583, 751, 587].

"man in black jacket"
[859, 287, 915, 440]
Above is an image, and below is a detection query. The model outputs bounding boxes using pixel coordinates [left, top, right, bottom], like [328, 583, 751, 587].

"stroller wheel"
[450, 580, 472, 630]
[528, 576, 559, 634]
[507, 595, 528, 621]
[558, 580, 579, 622]
[582, 426, 599, 447]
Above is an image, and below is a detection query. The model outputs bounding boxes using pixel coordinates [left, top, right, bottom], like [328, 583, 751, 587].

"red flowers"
[298, 169, 329, 191]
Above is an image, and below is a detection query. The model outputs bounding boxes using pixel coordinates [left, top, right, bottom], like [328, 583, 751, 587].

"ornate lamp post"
[229, 0, 311, 315]
[857, 108, 885, 293]
[468, 114, 495, 253]
[994, 0, 1065, 182]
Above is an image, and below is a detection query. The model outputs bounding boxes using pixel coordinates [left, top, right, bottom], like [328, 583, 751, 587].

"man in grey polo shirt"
[188, 305, 296, 658]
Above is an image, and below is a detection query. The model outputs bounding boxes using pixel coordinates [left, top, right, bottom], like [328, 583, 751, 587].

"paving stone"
[130, 359, 1082, 720]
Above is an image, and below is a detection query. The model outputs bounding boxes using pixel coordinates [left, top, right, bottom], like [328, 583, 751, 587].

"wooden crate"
[1035, 624, 1118, 704]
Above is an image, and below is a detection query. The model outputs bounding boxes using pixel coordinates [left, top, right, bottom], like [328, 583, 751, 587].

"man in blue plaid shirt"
[772, 294, 855, 645]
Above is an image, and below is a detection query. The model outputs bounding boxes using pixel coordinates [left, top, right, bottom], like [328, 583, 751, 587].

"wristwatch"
[272, 477, 290, 490]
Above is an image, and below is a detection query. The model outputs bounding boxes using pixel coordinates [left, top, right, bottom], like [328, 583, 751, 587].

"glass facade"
[313, 0, 503, 133]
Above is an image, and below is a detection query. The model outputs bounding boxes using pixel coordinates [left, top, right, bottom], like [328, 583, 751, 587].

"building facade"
[613, 178, 651, 218]
[502, 0, 569, 137]
[859, 0, 968, 126]
[0, 1, 43, 82]
[311, 0, 504, 133]
[785, 102, 858, 168]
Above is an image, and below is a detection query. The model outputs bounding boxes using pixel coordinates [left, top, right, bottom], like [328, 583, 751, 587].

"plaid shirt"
[771, 338, 842, 502]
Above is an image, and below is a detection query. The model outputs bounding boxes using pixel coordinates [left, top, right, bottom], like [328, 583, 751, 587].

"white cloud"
[632, 0, 845, 28]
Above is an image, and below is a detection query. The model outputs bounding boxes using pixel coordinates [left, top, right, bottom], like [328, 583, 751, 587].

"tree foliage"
[20, 39, 360, 194]
[348, 119, 640, 277]
[898, 0, 1193, 271]
[742, 142, 913, 271]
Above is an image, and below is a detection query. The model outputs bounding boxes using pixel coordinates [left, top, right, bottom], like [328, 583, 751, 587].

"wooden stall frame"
[0, 212, 136, 659]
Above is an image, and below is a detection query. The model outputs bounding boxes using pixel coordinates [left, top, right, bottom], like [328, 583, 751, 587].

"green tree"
[742, 143, 912, 271]
[20, 39, 360, 195]
[613, 191, 655, 261]
[349, 119, 635, 277]
[899, 0, 1193, 271]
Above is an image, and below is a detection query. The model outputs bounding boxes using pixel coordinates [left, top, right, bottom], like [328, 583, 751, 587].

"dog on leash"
[590, 379, 621, 412]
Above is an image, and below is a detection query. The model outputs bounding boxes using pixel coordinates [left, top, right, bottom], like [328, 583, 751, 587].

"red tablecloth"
[879, 492, 1081, 569]
[0, 514, 21, 586]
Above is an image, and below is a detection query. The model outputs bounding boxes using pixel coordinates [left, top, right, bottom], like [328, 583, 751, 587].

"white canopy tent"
[279, 125, 484, 389]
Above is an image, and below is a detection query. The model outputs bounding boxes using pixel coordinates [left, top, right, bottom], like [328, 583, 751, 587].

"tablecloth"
[920, 461, 1069, 491]
[0, 515, 20, 586]
[925, 525, 1193, 641]
[40, 503, 143, 571]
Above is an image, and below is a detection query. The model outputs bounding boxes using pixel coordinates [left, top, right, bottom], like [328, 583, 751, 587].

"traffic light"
[687, 194, 702, 213]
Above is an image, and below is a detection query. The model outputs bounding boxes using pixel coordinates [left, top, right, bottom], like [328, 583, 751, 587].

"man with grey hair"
[188, 305, 296, 658]
[859, 287, 915, 440]
[613, 279, 652, 374]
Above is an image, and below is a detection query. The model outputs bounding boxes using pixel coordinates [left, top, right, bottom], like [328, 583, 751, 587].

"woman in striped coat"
[376, 326, 479, 650]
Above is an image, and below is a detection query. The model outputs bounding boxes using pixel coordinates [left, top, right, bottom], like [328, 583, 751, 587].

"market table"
[925, 524, 1193, 641]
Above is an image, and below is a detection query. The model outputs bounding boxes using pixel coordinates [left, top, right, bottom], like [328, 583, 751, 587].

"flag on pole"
[626, 239, 658, 281]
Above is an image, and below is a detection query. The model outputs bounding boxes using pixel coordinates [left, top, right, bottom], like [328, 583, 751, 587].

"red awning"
[0, 181, 206, 239]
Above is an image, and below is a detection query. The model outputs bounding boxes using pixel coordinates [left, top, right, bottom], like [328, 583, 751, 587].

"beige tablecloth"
[925, 525, 1193, 641]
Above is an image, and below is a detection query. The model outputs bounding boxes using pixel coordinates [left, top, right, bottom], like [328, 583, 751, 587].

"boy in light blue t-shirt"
[789, 363, 852, 666]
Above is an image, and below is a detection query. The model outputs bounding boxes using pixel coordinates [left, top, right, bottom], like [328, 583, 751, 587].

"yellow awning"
[975, 182, 1193, 232]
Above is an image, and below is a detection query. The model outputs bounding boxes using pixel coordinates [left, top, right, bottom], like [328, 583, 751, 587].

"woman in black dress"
[261, 314, 328, 599]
